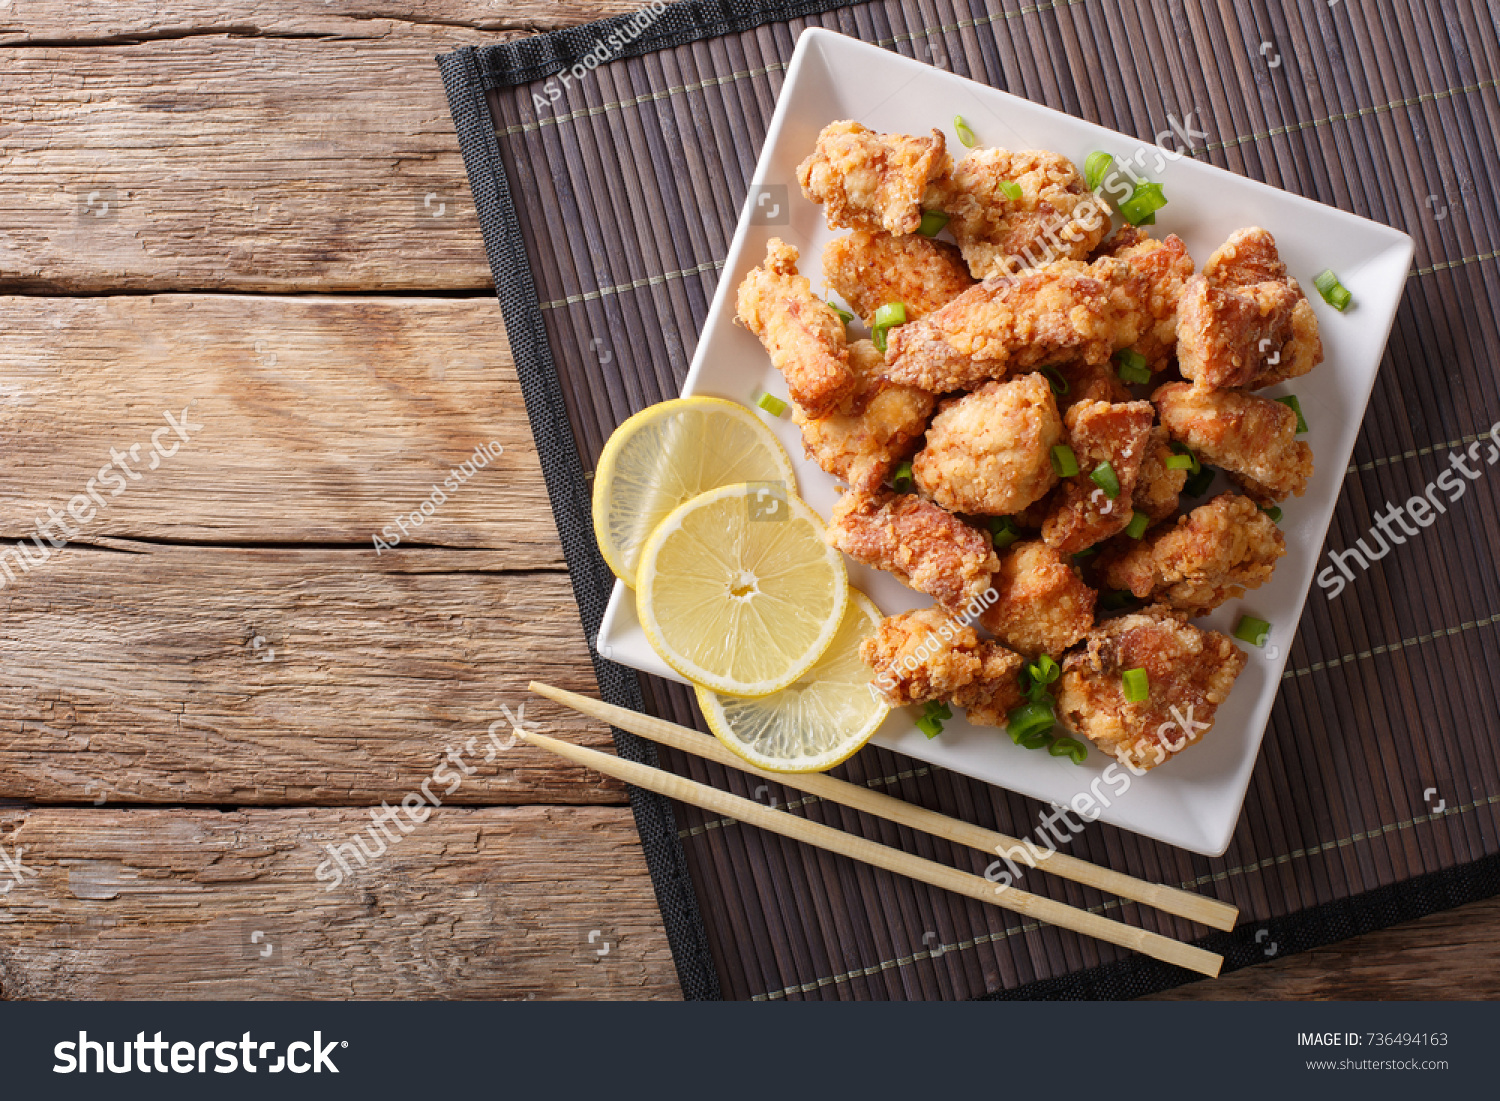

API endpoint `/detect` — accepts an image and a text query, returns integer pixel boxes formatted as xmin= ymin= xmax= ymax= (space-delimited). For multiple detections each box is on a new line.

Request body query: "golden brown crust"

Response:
xmin=735 ymin=239 xmax=855 ymax=416
xmin=1040 ymin=399 xmax=1156 ymax=554
xmin=1056 ymin=608 xmax=1247 ymax=771
xmin=826 ymin=489 xmax=998 ymax=617
xmin=1099 ymin=493 xmax=1286 ymax=614
xmin=1133 ymin=426 xmax=1189 ymax=523
xmin=979 ymin=540 xmax=1097 ymax=659
xmin=860 ymin=607 xmax=983 ymax=706
xmin=911 ymin=375 xmax=1062 ymax=515
xmin=1093 ymin=233 xmax=1197 ymax=369
xmin=935 ymin=148 xmax=1109 ymax=278
xmin=1154 ymin=382 xmax=1313 ymax=503
xmin=1053 ymin=359 xmax=1134 ymax=410
xmin=954 ymin=642 xmax=1028 ymax=727
xmin=796 ymin=121 xmax=952 ymax=235
xmin=822 ymin=230 xmax=974 ymax=326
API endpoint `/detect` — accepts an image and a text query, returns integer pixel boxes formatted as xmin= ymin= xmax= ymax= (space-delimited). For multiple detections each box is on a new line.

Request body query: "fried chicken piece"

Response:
xmin=794 ymin=339 xmax=933 ymax=492
xmin=953 ymin=642 xmax=1028 ymax=728
xmin=1092 ymin=233 xmax=1197 ymax=370
xmin=978 ymin=540 xmax=1096 ymax=659
xmin=1040 ymin=400 xmax=1155 ymax=554
xmin=1132 ymin=427 xmax=1188 ymax=523
xmin=1176 ymin=228 xmax=1323 ymax=389
xmin=1099 ymin=493 xmax=1286 ymax=614
xmin=861 ymin=607 xmax=983 ymax=706
xmin=823 ymin=231 xmax=974 ymax=326
xmin=936 ymin=148 xmax=1109 ymax=279
xmin=827 ymin=489 xmax=998 ymax=617
xmin=883 ymin=265 xmax=1116 ymax=392
xmin=912 ymin=374 xmax=1061 ymax=515
xmin=736 ymin=239 xmax=855 ymax=416
xmin=796 ymin=121 xmax=951 ymax=235
xmin=1154 ymin=382 xmax=1313 ymax=503
xmin=1056 ymin=608 xmax=1247 ymax=771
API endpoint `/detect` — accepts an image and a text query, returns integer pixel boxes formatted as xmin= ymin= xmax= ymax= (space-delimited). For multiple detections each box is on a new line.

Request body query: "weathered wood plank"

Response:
xmin=0 ymin=0 xmax=640 ymax=42
xmin=0 ymin=546 xmax=621 ymax=804
xmin=0 ymin=294 xmax=563 ymax=560
xmin=0 ymin=806 xmax=679 ymax=999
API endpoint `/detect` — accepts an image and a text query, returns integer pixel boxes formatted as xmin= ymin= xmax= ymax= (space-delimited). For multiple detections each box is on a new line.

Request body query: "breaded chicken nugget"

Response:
xmin=861 ymin=607 xmax=983 ymax=706
xmin=1100 ymin=493 xmax=1285 ymax=614
xmin=937 ymin=148 xmax=1109 ymax=278
xmin=736 ymin=239 xmax=855 ymax=416
xmin=826 ymin=489 xmax=998 ymax=617
xmin=796 ymin=121 xmax=951 ymax=235
xmin=884 ymin=265 xmax=1116 ymax=392
xmin=979 ymin=540 xmax=1097 ymax=658
xmin=1176 ymin=228 xmax=1322 ymax=389
xmin=1040 ymin=400 xmax=1155 ymax=553
xmin=1093 ymin=233 xmax=1197 ymax=370
xmin=1056 ymin=608 xmax=1247 ymax=771
xmin=912 ymin=375 xmax=1062 ymax=516
xmin=794 ymin=339 xmax=933 ymax=492
xmin=823 ymin=230 xmax=974 ymax=326
xmin=1154 ymin=382 xmax=1312 ymax=503
xmin=1132 ymin=427 xmax=1189 ymax=523
xmin=952 ymin=642 xmax=1028 ymax=728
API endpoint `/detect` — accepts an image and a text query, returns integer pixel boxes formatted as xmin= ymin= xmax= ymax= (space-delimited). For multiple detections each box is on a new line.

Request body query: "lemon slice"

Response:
xmin=592 ymin=396 xmax=797 ymax=586
xmin=636 ymin=482 xmax=847 ymax=696
xmin=696 ymin=589 xmax=890 ymax=773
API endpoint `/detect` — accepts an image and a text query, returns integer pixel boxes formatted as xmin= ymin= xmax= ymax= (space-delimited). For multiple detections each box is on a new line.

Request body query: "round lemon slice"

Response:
xmin=636 ymin=482 xmax=847 ymax=696
xmin=696 ymin=589 xmax=890 ymax=773
xmin=592 ymin=396 xmax=796 ymax=586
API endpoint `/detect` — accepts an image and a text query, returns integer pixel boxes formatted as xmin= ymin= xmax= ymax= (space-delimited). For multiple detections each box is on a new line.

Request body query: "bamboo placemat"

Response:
xmin=439 ymin=0 xmax=1500 ymax=999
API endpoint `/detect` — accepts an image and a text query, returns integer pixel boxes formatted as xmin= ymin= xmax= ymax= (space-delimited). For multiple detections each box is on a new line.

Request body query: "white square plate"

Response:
xmin=597 ymin=27 xmax=1413 ymax=856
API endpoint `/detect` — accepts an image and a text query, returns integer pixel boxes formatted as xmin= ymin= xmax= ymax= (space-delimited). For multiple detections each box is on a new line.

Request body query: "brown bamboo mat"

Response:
xmin=439 ymin=0 xmax=1500 ymax=999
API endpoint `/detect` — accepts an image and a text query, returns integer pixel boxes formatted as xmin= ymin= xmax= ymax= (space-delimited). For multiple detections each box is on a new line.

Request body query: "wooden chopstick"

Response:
xmin=529 ymin=681 xmax=1238 ymax=932
xmin=514 ymin=724 xmax=1223 ymax=978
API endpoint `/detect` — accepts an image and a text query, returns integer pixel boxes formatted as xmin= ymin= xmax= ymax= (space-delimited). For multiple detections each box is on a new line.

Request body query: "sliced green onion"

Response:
xmin=1164 ymin=453 xmax=1194 ymax=471
xmin=1124 ymin=511 xmax=1150 ymax=540
xmin=1090 ymin=461 xmax=1121 ymax=499
xmin=1084 ymin=151 xmax=1113 ymax=192
xmin=917 ymin=210 xmax=950 ymax=237
xmin=1169 ymin=442 xmax=1201 ymax=475
xmin=1100 ymin=588 xmax=1134 ymax=610
xmin=1118 ymin=180 xmax=1167 ymax=226
xmin=1234 ymin=615 xmax=1271 ymax=647
xmin=891 ymin=460 xmax=914 ymax=493
xmin=1313 ymin=269 xmax=1353 ymax=311
xmin=1038 ymin=364 xmax=1070 ymax=396
xmin=1183 ymin=464 xmax=1217 ymax=497
xmin=755 ymin=392 xmax=788 ymax=417
xmin=923 ymin=700 xmax=953 ymax=722
xmin=1050 ymin=444 xmax=1079 ymax=478
xmin=1027 ymin=655 xmax=1060 ymax=685
xmin=873 ymin=302 xmax=907 ymax=328
xmin=1050 ymin=736 xmax=1089 ymax=765
xmin=827 ymin=301 xmax=854 ymax=325
xmin=1122 ymin=667 xmax=1149 ymax=702
xmin=1072 ymin=546 xmax=1097 ymax=564
xmin=1006 ymin=700 xmax=1055 ymax=744
xmin=1018 ymin=728 xmax=1054 ymax=750
xmin=989 ymin=515 xmax=1022 ymax=551
xmin=872 ymin=326 xmax=889 ymax=353
xmin=916 ymin=714 xmax=944 ymax=739
xmin=1275 ymin=394 xmax=1308 ymax=434
xmin=997 ymin=179 xmax=1022 ymax=201
xmin=953 ymin=115 xmax=978 ymax=148
xmin=1261 ymin=504 xmax=1284 ymax=523
xmin=1025 ymin=681 xmax=1053 ymax=705
xmin=1114 ymin=348 xmax=1151 ymax=384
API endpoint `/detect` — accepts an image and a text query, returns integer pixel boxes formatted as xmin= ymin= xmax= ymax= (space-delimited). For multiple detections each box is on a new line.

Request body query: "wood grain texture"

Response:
xmin=0 ymin=806 xmax=679 ymax=999
xmin=0 ymin=294 xmax=563 ymax=559
xmin=0 ymin=545 xmax=622 ymax=804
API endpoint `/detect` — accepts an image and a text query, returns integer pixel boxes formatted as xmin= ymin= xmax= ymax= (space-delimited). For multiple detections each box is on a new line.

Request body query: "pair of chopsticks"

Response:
xmin=521 ymin=681 xmax=1235 ymax=978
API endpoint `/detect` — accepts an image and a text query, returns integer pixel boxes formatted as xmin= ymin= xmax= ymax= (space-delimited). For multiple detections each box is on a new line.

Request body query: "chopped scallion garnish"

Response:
xmin=1122 ymin=667 xmax=1149 ymax=702
xmin=924 ymin=700 xmax=953 ymax=722
xmin=827 ymin=301 xmax=854 ymax=325
xmin=1313 ymin=268 xmax=1353 ymax=311
xmin=1050 ymin=444 xmax=1080 ymax=478
xmin=997 ymin=179 xmax=1022 ymax=200
xmin=873 ymin=326 xmax=889 ymax=353
xmin=1168 ymin=442 xmax=1201 ymax=475
xmin=1006 ymin=700 xmax=1055 ymax=744
xmin=755 ymin=392 xmax=788 ymax=417
xmin=953 ymin=115 xmax=978 ymax=148
xmin=1275 ymin=394 xmax=1308 ymax=433
xmin=1027 ymin=655 xmax=1060 ymax=686
xmin=891 ymin=460 xmax=914 ymax=493
xmin=1090 ymin=461 xmax=1121 ymax=499
xmin=1261 ymin=504 xmax=1284 ymax=523
xmin=873 ymin=302 xmax=907 ymax=328
xmin=1050 ymin=737 xmax=1089 ymax=765
xmin=1182 ymin=464 xmax=1217 ymax=497
xmin=1072 ymin=546 xmax=1097 ymax=564
xmin=917 ymin=210 xmax=950 ymax=237
xmin=1038 ymin=364 xmax=1070 ymax=396
xmin=1114 ymin=348 xmax=1151 ymax=384
xmin=1123 ymin=511 xmax=1150 ymax=540
xmin=1018 ymin=728 xmax=1053 ymax=749
xmin=1084 ymin=151 xmax=1113 ymax=192
xmin=989 ymin=515 xmax=1022 ymax=550
xmin=1234 ymin=616 xmax=1271 ymax=647
xmin=1164 ymin=453 xmax=1194 ymax=471
xmin=1118 ymin=180 xmax=1167 ymax=226
xmin=916 ymin=714 xmax=943 ymax=739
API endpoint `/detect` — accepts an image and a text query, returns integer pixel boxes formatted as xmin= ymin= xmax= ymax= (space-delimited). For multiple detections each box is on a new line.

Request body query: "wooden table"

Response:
xmin=0 ymin=0 xmax=1494 ymax=1001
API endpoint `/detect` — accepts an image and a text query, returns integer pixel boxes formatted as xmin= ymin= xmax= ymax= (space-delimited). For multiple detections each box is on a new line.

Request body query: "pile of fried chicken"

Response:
xmin=735 ymin=121 xmax=1324 ymax=772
